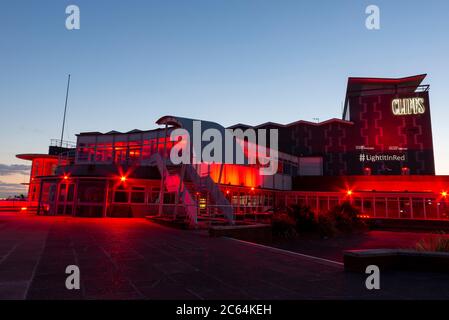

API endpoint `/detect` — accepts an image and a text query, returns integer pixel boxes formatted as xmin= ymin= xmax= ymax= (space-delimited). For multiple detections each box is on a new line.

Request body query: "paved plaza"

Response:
xmin=0 ymin=213 xmax=448 ymax=300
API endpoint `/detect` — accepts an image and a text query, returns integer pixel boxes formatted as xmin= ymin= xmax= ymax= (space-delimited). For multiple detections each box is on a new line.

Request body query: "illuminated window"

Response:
xmin=95 ymin=142 xmax=113 ymax=163
xmin=128 ymin=141 xmax=142 ymax=164
xmin=114 ymin=142 xmax=128 ymax=164
xmin=131 ymin=186 xmax=145 ymax=203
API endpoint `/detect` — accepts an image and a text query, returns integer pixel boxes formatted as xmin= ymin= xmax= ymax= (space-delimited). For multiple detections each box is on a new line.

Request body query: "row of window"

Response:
xmin=113 ymin=186 xmax=161 ymax=204
xmin=285 ymin=195 xmax=449 ymax=220
xmin=76 ymin=138 xmax=298 ymax=175
xmin=77 ymin=138 xmax=175 ymax=164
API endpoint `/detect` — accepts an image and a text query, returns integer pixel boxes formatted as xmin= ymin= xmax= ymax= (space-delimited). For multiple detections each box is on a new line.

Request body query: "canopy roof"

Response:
xmin=16 ymin=154 xmax=58 ymax=161
xmin=346 ymin=74 xmax=427 ymax=95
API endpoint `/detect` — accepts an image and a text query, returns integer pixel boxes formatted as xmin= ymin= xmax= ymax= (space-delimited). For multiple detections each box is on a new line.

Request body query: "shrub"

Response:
xmin=328 ymin=201 xmax=366 ymax=234
xmin=271 ymin=202 xmax=367 ymax=239
xmin=416 ymin=233 xmax=449 ymax=252
xmin=271 ymin=212 xmax=298 ymax=239
xmin=316 ymin=213 xmax=337 ymax=238
xmin=288 ymin=204 xmax=316 ymax=232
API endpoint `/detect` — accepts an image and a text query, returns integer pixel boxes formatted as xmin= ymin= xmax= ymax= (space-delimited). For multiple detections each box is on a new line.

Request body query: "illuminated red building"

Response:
xmin=16 ymin=75 xmax=449 ymax=225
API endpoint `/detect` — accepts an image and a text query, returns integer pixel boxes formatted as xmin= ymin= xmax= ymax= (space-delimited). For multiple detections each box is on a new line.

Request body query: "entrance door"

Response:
xmin=57 ymin=183 xmax=75 ymax=215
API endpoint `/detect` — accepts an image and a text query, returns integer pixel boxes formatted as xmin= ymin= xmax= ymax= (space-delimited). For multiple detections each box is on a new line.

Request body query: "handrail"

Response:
xmin=50 ymin=139 xmax=76 ymax=149
xmin=149 ymin=153 xmax=198 ymax=226
xmin=184 ymin=164 xmax=234 ymax=223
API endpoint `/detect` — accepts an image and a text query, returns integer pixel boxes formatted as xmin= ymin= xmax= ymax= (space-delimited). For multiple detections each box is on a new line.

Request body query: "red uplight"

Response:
xmin=120 ymin=176 xmax=127 ymax=182
xmin=442 ymin=191 xmax=448 ymax=198
xmin=226 ymin=190 xmax=230 ymax=195
xmin=346 ymin=190 xmax=353 ymax=196
xmin=251 ymin=187 xmax=255 ymax=191
xmin=63 ymin=175 xmax=69 ymax=180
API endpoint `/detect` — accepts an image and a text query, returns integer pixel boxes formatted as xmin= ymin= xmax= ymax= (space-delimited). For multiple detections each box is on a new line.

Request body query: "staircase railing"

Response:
xmin=184 ymin=164 xmax=234 ymax=224
xmin=148 ymin=154 xmax=198 ymax=226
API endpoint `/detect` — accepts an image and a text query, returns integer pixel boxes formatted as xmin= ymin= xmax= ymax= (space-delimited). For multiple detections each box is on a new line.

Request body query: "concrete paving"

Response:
xmin=0 ymin=213 xmax=448 ymax=300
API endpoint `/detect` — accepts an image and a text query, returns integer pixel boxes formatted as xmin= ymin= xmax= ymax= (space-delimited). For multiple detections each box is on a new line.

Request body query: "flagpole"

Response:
xmin=60 ymin=74 xmax=71 ymax=148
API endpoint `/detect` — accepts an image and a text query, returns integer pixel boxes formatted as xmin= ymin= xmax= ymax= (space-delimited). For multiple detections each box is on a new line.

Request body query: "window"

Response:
xmin=32 ymin=161 xmax=40 ymax=176
xmin=319 ymin=197 xmax=328 ymax=212
xmin=286 ymin=196 xmax=296 ymax=206
xmin=95 ymin=142 xmax=113 ymax=163
xmin=329 ymin=197 xmax=339 ymax=210
xmin=142 ymin=140 xmax=154 ymax=161
xmin=363 ymin=199 xmax=374 ymax=217
xmin=375 ymin=198 xmax=387 ymax=218
xmin=114 ymin=142 xmax=128 ymax=164
xmin=114 ymin=185 xmax=129 ymax=203
xmin=131 ymin=186 xmax=145 ymax=203
xmin=77 ymin=143 xmax=94 ymax=163
xmin=412 ymin=198 xmax=425 ymax=219
xmin=425 ymin=198 xmax=438 ymax=219
xmin=399 ymin=197 xmax=411 ymax=219
xmin=353 ymin=198 xmax=362 ymax=210
xmin=58 ymin=184 xmax=66 ymax=202
xmin=307 ymin=196 xmax=317 ymax=211
xmin=387 ymin=198 xmax=399 ymax=218
xmin=128 ymin=140 xmax=142 ymax=164
xmin=77 ymin=181 xmax=105 ymax=203
xmin=148 ymin=188 xmax=158 ymax=204
xmin=439 ymin=200 xmax=449 ymax=220
xmin=67 ymin=184 xmax=74 ymax=202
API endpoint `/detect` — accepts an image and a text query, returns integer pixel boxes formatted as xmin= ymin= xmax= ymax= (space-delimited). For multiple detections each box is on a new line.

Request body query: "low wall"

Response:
xmin=344 ymin=249 xmax=449 ymax=273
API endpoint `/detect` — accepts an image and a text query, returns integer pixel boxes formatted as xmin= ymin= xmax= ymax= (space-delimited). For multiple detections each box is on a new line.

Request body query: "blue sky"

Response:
xmin=1 ymin=0 xmax=449 ymax=196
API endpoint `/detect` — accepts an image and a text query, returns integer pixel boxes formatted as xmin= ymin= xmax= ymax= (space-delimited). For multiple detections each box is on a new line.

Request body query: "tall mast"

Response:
xmin=60 ymin=74 xmax=71 ymax=147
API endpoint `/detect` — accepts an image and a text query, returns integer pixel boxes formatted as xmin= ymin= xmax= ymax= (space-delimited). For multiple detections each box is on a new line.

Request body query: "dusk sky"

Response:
xmin=1 ymin=0 xmax=449 ymax=197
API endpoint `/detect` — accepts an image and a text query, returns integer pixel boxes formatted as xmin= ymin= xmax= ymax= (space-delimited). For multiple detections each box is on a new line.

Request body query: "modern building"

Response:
xmin=16 ymin=75 xmax=449 ymax=226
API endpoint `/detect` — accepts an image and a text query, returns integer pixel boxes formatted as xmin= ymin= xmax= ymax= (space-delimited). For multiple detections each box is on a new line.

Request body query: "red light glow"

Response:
xmin=120 ymin=176 xmax=127 ymax=182
xmin=21 ymin=207 xmax=27 ymax=211
xmin=63 ymin=175 xmax=69 ymax=180
xmin=346 ymin=190 xmax=353 ymax=196
xmin=442 ymin=191 xmax=448 ymax=198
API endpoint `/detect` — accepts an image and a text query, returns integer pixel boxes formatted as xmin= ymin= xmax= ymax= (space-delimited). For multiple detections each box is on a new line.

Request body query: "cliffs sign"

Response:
xmin=392 ymin=97 xmax=425 ymax=116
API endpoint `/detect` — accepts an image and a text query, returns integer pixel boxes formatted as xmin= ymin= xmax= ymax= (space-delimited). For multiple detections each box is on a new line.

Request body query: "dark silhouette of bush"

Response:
xmin=327 ymin=201 xmax=366 ymax=233
xmin=415 ymin=232 xmax=449 ymax=252
xmin=272 ymin=202 xmax=366 ymax=239
xmin=317 ymin=214 xmax=337 ymax=238
xmin=288 ymin=204 xmax=317 ymax=232
xmin=271 ymin=212 xmax=298 ymax=239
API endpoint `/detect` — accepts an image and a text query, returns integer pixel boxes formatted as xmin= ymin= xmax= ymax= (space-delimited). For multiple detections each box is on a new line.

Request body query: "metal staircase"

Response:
xmin=148 ymin=154 xmax=234 ymax=228
xmin=184 ymin=165 xmax=234 ymax=223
